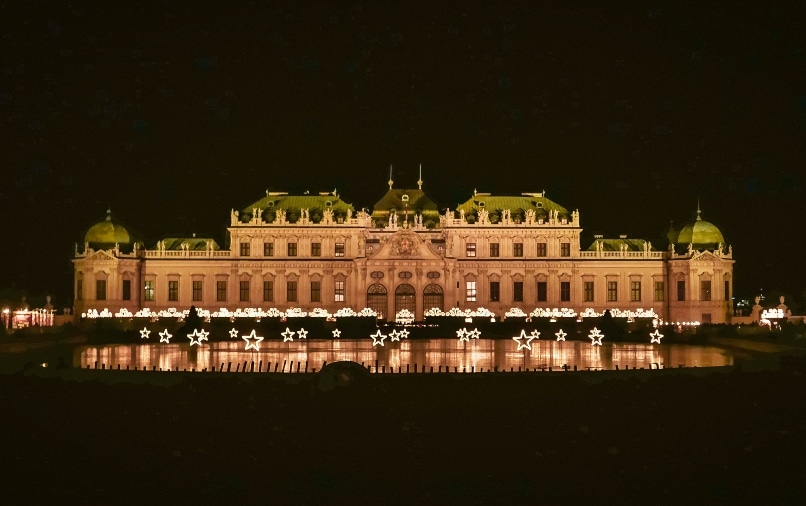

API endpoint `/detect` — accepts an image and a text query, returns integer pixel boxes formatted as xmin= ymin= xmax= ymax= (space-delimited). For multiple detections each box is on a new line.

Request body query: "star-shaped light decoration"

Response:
xmin=281 ymin=327 xmax=295 ymax=342
xmin=513 ymin=329 xmax=536 ymax=351
xmin=389 ymin=329 xmax=401 ymax=342
xmin=159 ymin=329 xmax=172 ymax=344
xmin=140 ymin=327 xmax=151 ymax=339
xmin=242 ymin=329 xmax=264 ymax=351
xmin=530 ymin=329 xmax=541 ymax=340
xmin=187 ymin=328 xmax=208 ymax=346
xmin=332 ymin=328 xmax=341 ymax=338
xmin=468 ymin=328 xmax=481 ymax=339
xmin=370 ymin=329 xmax=387 ymax=347
xmin=555 ymin=329 xmax=567 ymax=342
xmin=456 ymin=328 xmax=469 ymax=342
xmin=297 ymin=328 xmax=308 ymax=339
xmin=588 ymin=327 xmax=604 ymax=346
xmin=397 ymin=328 xmax=409 ymax=339
xmin=650 ymin=329 xmax=664 ymax=344
xmin=229 ymin=328 xmax=239 ymax=339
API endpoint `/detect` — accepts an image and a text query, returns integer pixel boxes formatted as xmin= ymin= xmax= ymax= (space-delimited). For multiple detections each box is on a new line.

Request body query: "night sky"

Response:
xmin=2 ymin=1 xmax=804 ymax=307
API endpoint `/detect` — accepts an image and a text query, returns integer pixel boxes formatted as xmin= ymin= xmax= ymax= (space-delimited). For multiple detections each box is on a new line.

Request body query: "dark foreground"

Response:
xmin=1 ymin=355 xmax=805 ymax=505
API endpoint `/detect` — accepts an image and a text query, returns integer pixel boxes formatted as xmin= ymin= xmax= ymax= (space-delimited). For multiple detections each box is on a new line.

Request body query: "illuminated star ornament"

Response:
xmin=468 ymin=328 xmax=481 ymax=339
xmin=370 ymin=329 xmax=387 ymax=347
xmin=513 ymin=329 xmax=536 ymax=351
xmin=456 ymin=328 xmax=469 ymax=342
xmin=650 ymin=329 xmax=664 ymax=344
xmin=389 ymin=329 xmax=401 ymax=342
xmin=397 ymin=328 xmax=409 ymax=339
xmin=332 ymin=328 xmax=341 ymax=338
xmin=187 ymin=328 xmax=209 ymax=346
xmin=530 ymin=329 xmax=541 ymax=340
xmin=297 ymin=328 xmax=308 ymax=339
xmin=588 ymin=327 xmax=604 ymax=346
xmin=229 ymin=328 xmax=239 ymax=339
xmin=281 ymin=328 xmax=295 ymax=342
xmin=555 ymin=329 xmax=567 ymax=342
xmin=159 ymin=329 xmax=172 ymax=343
xmin=140 ymin=327 xmax=151 ymax=339
xmin=242 ymin=330 xmax=264 ymax=351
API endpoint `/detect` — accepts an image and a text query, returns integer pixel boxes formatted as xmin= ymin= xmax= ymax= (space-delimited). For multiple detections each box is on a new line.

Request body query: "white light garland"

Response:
xmin=588 ymin=327 xmax=604 ymax=346
xmin=159 ymin=329 xmax=172 ymax=343
xmin=281 ymin=327 xmax=295 ymax=342
xmin=370 ymin=329 xmax=387 ymax=347
xmin=242 ymin=329 xmax=264 ymax=351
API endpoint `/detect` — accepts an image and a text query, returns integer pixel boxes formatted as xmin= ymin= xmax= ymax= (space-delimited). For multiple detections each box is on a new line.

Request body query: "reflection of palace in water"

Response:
xmin=73 ymin=173 xmax=734 ymax=324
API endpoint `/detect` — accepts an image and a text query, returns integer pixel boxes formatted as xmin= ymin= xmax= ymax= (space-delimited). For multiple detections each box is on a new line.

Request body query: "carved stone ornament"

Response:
xmin=393 ymin=232 xmax=418 ymax=257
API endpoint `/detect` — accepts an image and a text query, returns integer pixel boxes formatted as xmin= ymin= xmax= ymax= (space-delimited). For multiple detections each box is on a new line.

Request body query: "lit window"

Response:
xmin=144 ymin=280 xmax=155 ymax=301
xmin=334 ymin=281 xmax=345 ymax=302
xmin=466 ymin=243 xmax=476 ymax=257
xmin=335 ymin=243 xmax=345 ymax=257
xmin=466 ymin=281 xmax=477 ymax=302
xmin=655 ymin=281 xmax=664 ymax=301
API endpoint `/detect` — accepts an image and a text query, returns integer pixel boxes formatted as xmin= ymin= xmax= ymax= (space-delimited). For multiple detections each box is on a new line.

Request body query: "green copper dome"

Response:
xmin=84 ymin=210 xmax=133 ymax=247
xmin=675 ymin=210 xmax=725 ymax=250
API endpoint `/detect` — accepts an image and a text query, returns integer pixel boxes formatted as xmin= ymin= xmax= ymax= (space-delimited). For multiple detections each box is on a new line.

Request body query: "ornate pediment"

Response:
xmin=691 ymin=250 xmax=721 ymax=262
xmin=369 ymin=230 xmax=443 ymax=260
xmin=86 ymin=249 xmax=119 ymax=261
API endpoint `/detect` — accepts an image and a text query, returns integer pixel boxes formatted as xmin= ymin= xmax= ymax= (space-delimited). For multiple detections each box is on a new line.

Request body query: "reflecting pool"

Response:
xmin=74 ymin=338 xmax=733 ymax=372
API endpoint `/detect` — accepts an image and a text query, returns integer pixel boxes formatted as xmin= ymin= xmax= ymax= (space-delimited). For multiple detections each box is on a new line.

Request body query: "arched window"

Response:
xmin=395 ymin=283 xmax=416 ymax=316
xmin=366 ymin=284 xmax=388 ymax=319
xmin=422 ymin=283 xmax=444 ymax=312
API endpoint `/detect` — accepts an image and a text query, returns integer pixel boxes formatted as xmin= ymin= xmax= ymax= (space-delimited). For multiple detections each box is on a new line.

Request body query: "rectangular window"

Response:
xmin=560 ymin=243 xmax=571 ymax=257
xmin=466 ymin=281 xmax=477 ymax=302
xmin=216 ymin=280 xmax=227 ymax=302
xmin=287 ymin=281 xmax=297 ymax=302
xmin=192 ymin=280 xmax=203 ymax=301
xmin=144 ymin=280 xmax=155 ymax=301
xmin=513 ymin=281 xmax=523 ymax=302
xmin=490 ymin=281 xmax=500 ymax=302
xmin=263 ymin=281 xmax=274 ymax=302
xmin=122 ymin=280 xmax=131 ymax=301
xmin=677 ymin=280 xmax=686 ymax=301
xmin=311 ymin=281 xmax=321 ymax=302
xmin=583 ymin=281 xmax=594 ymax=302
xmin=239 ymin=280 xmax=250 ymax=302
xmin=168 ymin=280 xmax=179 ymax=302
xmin=287 ymin=243 xmax=297 ymax=256
xmin=701 ymin=280 xmax=712 ymax=301
xmin=466 ymin=243 xmax=476 ymax=257
xmin=239 ymin=242 xmax=250 ymax=256
xmin=536 ymin=243 xmax=547 ymax=257
xmin=334 ymin=281 xmax=345 ymax=302
xmin=334 ymin=243 xmax=345 ymax=257
xmin=96 ymin=280 xmax=107 ymax=301
xmin=560 ymin=281 xmax=571 ymax=302
xmin=655 ymin=281 xmax=665 ymax=302
xmin=311 ymin=242 xmax=321 ymax=257
xmin=724 ymin=280 xmax=730 ymax=301
xmin=264 ymin=242 xmax=274 ymax=257
xmin=607 ymin=281 xmax=618 ymax=302
xmin=537 ymin=281 xmax=547 ymax=302
xmin=489 ymin=243 xmax=499 ymax=257
xmin=631 ymin=281 xmax=641 ymax=302
xmin=513 ymin=243 xmax=523 ymax=257
xmin=76 ymin=279 xmax=83 ymax=301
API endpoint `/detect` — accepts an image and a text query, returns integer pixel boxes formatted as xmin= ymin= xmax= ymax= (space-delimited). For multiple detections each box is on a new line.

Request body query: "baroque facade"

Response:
xmin=73 ymin=181 xmax=735 ymax=324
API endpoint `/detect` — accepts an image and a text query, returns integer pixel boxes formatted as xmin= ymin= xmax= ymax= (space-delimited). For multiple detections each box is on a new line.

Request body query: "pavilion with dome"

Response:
xmin=72 ymin=180 xmax=735 ymax=324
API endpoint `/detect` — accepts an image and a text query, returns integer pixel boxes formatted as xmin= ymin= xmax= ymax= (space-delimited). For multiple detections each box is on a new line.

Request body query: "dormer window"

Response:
xmin=478 ymin=201 xmax=485 ymax=207
xmin=401 ymin=195 xmax=409 ymax=202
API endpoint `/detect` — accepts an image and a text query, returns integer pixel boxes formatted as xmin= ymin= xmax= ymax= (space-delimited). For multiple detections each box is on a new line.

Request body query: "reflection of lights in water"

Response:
xmin=74 ymin=339 xmax=733 ymax=372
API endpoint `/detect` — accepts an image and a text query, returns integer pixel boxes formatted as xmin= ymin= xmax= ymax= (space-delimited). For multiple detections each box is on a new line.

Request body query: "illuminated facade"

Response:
xmin=73 ymin=181 xmax=735 ymax=324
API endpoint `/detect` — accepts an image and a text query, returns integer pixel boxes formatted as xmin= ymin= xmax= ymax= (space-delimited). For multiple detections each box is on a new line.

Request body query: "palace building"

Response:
xmin=73 ymin=178 xmax=735 ymax=324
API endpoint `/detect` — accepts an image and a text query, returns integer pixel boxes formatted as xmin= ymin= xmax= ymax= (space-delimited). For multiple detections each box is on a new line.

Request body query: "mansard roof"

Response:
xmin=371 ymin=188 xmax=439 ymax=215
xmin=238 ymin=191 xmax=355 ymax=223
xmin=456 ymin=192 xmax=571 ymax=219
